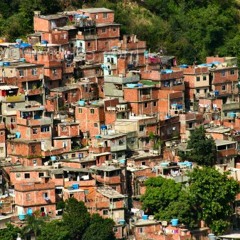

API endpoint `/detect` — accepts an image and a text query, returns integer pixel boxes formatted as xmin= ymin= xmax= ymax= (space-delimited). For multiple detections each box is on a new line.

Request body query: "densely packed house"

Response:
xmin=0 ymin=7 xmax=239 ymax=240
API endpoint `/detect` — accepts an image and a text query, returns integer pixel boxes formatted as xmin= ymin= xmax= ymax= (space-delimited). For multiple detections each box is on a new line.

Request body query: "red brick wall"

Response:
xmin=77 ymin=11 xmax=115 ymax=24
xmin=42 ymin=31 xmax=68 ymax=45
xmin=75 ymin=105 xmax=105 ymax=137
xmin=34 ymin=17 xmax=50 ymax=32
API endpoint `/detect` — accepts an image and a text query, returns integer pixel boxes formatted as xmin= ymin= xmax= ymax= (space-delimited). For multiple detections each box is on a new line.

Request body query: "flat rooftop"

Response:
xmin=80 ymin=8 xmax=114 ymax=13
xmin=215 ymin=139 xmax=236 ymax=146
xmin=97 ymin=186 xmax=125 ymax=199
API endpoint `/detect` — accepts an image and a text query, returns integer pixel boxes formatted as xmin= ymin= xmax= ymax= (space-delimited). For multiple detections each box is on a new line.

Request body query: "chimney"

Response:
xmin=34 ymin=11 xmax=41 ymax=16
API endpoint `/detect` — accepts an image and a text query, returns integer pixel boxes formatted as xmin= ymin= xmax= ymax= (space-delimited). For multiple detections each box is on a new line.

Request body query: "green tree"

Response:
xmin=156 ymin=190 xmax=198 ymax=228
xmin=141 ymin=176 xmax=182 ymax=214
xmin=0 ymin=223 xmax=22 ymax=240
xmin=38 ymin=220 xmax=69 ymax=240
xmin=188 ymin=167 xmax=240 ymax=234
xmin=180 ymin=126 xmax=216 ymax=166
xmin=62 ymin=198 xmax=90 ymax=240
xmin=22 ymin=211 xmax=46 ymax=240
xmin=82 ymin=213 xmax=116 ymax=240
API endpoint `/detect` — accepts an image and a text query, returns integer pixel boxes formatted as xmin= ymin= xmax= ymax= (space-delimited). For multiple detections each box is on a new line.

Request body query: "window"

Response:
xmin=0 ymin=131 xmax=4 ymax=135
xmin=103 ymin=12 xmax=108 ymax=18
xmin=87 ymin=42 xmax=91 ymax=47
xmin=144 ymin=103 xmax=148 ymax=108
xmin=203 ymin=75 xmax=207 ymax=81
xmin=230 ymin=69 xmax=235 ymax=75
xmin=139 ymin=125 xmax=144 ymax=132
xmin=43 ymin=192 xmax=48 ymax=198
xmin=11 ymin=117 xmax=16 ymax=123
xmin=113 ymin=227 xmax=118 ymax=233
xmin=39 ymin=172 xmax=44 ymax=178
xmin=41 ymin=126 xmax=49 ymax=132
xmin=63 ymin=141 xmax=68 ymax=148
xmin=102 ymin=28 xmax=106 ymax=33
xmin=103 ymin=209 xmax=108 ymax=215
xmin=90 ymin=109 xmax=94 ymax=114
xmin=33 ymin=128 xmax=38 ymax=134
xmin=222 ymin=85 xmax=226 ymax=91
xmin=153 ymin=101 xmax=157 ymax=107
xmin=204 ymin=89 xmax=207 ymax=93
xmin=25 ymin=173 xmax=30 ymax=179
xmin=19 ymin=69 xmax=24 ymax=77
xmin=26 ymin=193 xmax=31 ymax=201
xmin=31 ymin=145 xmax=36 ymax=153
xmin=31 ymin=68 xmax=37 ymax=75
xmin=113 ymin=28 xmax=116 ymax=32
xmin=94 ymin=123 xmax=98 ymax=127
xmin=221 ymin=71 xmax=225 ymax=76
xmin=196 ymin=76 xmax=200 ymax=81
xmin=196 ymin=89 xmax=200 ymax=93
xmin=52 ymin=69 xmax=57 ymax=75
xmin=16 ymin=173 xmax=21 ymax=178
xmin=79 ymin=108 xmax=82 ymax=113
xmin=61 ymin=126 xmax=67 ymax=132
xmin=139 ymin=227 xmax=143 ymax=233
xmin=142 ymin=161 xmax=146 ymax=165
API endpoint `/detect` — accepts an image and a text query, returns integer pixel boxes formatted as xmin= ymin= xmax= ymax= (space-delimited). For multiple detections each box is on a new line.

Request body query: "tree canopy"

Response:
xmin=141 ymin=168 xmax=240 ymax=235
xmin=1 ymin=198 xmax=116 ymax=240
xmin=180 ymin=126 xmax=216 ymax=166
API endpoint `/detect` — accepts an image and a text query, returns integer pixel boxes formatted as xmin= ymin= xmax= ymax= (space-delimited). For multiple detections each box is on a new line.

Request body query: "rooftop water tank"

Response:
xmin=3 ymin=62 xmax=10 ymax=66
xmin=50 ymin=156 xmax=57 ymax=161
xmin=78 ymin=100 xmax=85 ymax=106
xmin=72 ymin=183 xmax=79 ymax=190
xmin=171 ymin=219 xmax=179 ymax=226
xmin=19 ymin=214 xmax=26 ymax=221
xmin=142 ymin=215 xmax=148 ymax=220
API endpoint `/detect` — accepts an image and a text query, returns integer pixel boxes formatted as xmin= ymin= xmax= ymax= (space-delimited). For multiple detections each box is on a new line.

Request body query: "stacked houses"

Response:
xmin=0 ymin=7 xmax=239 ymax=240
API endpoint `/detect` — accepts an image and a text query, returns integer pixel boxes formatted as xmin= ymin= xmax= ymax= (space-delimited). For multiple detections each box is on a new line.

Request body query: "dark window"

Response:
xmin=196 ymin=76 xmax=200 ymax=81
xmin=90 ymin=109 xmax=94 ymax=114
xmin=39 ymin=173 xmax=44 ymax=177
xmin=103 ymin=209 xmax=108 ymax=215
xmin=25 ymin=173 xmax=30 ymax=179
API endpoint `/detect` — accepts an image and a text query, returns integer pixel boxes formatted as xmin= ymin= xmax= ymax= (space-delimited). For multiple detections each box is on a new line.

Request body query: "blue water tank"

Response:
xmin=15 ymin=132 xmax=21 ymax=138
xmin=41 ymin=40 xmax=48 ymax=45
xmin=27 ymin=208 xmax=33 ymax=216
xmin=137 ymin=83 xmax=143 ymax=87
xmin=118 ymin=219 xmax=126 ymax=225
xmin=16 ymin=39 xmax=22 ymax=44
xmin=50 ymin=156 xmax=57 ymax=161
xmin=0 ymin=62 xmax=3 ymax=67
xmin=72 ymin=183 xmax=79 ymax=190
xmin=20 ymin=58 xmax=26 ymax=62
xmin=171 ymin=219 xmax=179 ymax=226
xmin=119 ymin=159 xmax=126 ymax=165
xmin=160 ymin=162 xmax=169 ymax=167
xmin=142 ymin=215 xmax=148 ymax=220
xmin=208 ymin=233 xmax=216 ymax=240
xmin=78 ymin=100 xmax=85 ymax=106
xmin=3 ymin=62 xmax=10 ymax=66
xmin=19 ymin=214 xmax=26 ymax=220
xmin=214 ymin=90 xmax=219 ymax=96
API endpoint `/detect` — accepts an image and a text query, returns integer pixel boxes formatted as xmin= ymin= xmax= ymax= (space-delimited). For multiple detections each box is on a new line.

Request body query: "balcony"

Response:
xmin=94 ymin=175 xmax=121 ymax=184
xmin=0 ymin=94 xmax=25 ymax=103
xmin=111 ymin=144 xmax=127 ymax=152
xmin=217 ymin=148 xmax=237 ymax=158
xmin=104 ymin=75 xmax=140 ymax=84
xmin=26 ymin=88 xmax=43 ymax=96
xmin=17 ymin=117 xmax=52 ymax=126
xmin=222 ymin=102 xmax=240 ymax=111
xmin=42 ymin=147 xmax=65 ymax=157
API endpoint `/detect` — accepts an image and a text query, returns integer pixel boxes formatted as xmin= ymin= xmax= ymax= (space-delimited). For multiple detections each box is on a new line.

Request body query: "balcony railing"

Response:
xmin=0 ymin=94 xmax=25 ymax=103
